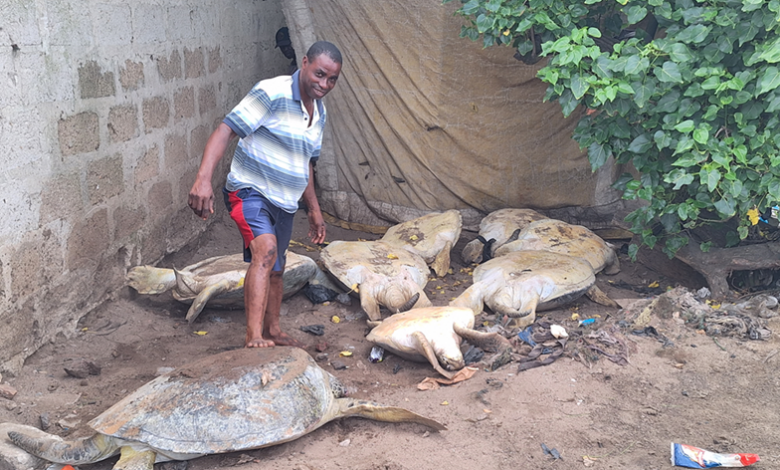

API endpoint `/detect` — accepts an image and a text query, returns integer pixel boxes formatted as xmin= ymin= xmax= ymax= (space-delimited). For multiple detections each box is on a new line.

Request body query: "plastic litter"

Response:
xmin=541 ymin=443 xmax=562 ymax=460
xmin=463 ymin=345 xmax=484 ymax=364
xmin=671 ymin=443 xmax=759 ymax=468
xmin=369 ymin=346 xmax=384 ymax=363
xmin=579 ymin=318 xmax=596 ymax=327
xmin=517 ymin=327 xmax=537 ymax=346
xmin=303 ymin=284 xmax=339 ymax=304
xmin=299 ymin=324 xmax=325 ymax=336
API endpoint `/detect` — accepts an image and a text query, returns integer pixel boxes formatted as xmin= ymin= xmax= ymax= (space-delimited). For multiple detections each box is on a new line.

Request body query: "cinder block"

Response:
xmin=207 ymin=46 xmax=222 ymax=74
xmin=47 ymin=2 xmax=92 ymax=47
xmin=166 ymin=5 xmax=195 ymax=42
xmin=184 ymin=47 xmax=204 ymax=79
xmin=108 ymin=104 xmax=138 ymax=142
xmin=142 ymin=96 xmax=169 ymax=132
xmin=156 ymin=49 xmax=181 ymax=82
xmin=58 ymin=112 xmax=99 ymax=156
xmin=133 ymin=4 xmax=166 ymax=44
xmin=119 ymin=59 xmax=144 ymax=91
xmin=190 ymin=124 xmax=210 ymax=157
xmin=135 ymin=144 xmax=160 ymax=185
xmin=164 ymin=133 xmax=188 ymax=171
xmin=174 ymin=86 xmax=195 ymax=122
xmin=78 ymin=60 xmax=115 ymax=99
xmin=177 ymin=167 xmax=198 ymax=206
xmin=148 ymin=180 xmax=173 ymax=213
xmin=141 ymin=221 xmax=167 ymax=262
xmin=93 ymin=3 xmax=131 ymax=46
xmin=67 ymin=208 xmax=109 ymax=269
xmin=39 ymin=173 xmax=82 ymax=225
xmin=9 ymin=241 xmax=42 ymax=301
xmin=113 ymin=205 xmax=146 ymax=241
xmin=87 ymin=155 xmax=124 ymax=205
xmin=198 ymin=85 xmax=216 ymax=115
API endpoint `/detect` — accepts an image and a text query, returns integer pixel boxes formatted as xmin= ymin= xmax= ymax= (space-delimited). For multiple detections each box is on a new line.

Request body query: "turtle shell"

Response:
xmin=493 ymin=219 xmax=617 ymax=274
xmin=381 ymin=210 xmax=462 ymax=263
xmin=461 ymin=208 xmax=548 ymax=263
xmin=473 ymin=250 xmax=596 ymax=315
xmin=320 ymin=240 xmax=430 ymax=290
xmin=88 ymin=347 xmax=341 ymax=455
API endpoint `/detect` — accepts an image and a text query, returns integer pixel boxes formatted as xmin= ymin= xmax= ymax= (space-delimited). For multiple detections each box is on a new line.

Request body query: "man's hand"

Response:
xmin=188 ymin=177 xmax=215 ymax=220
xmin=307 ymin=208 xmax=326 ymax=244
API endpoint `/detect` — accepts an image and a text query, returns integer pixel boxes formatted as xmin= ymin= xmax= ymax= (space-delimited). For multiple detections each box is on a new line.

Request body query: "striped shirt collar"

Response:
xmin=291 ymin=70 xmax=302 ymax=102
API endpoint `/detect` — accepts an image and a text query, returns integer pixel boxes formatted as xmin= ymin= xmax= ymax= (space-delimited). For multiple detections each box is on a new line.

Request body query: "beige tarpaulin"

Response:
xmin=282 ymin=0 xmax=622 ymax=229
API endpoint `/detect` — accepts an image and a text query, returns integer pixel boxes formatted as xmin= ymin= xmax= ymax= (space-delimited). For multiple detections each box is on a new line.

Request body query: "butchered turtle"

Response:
xmin=380 ymin=210 xmax=463 ymax=278
xmin=494 ymin=219 xmax=620 ymax=275
xmin=5 ymin=347 xmax=445 ymax=470
xmin=452 ymin=250 xmax=601 ymax=328
xmin=366 ymin=306 xmax=511 ymax=378
xmin=320 ymin=240 xmax=432 ymax=321
xmin=461 ymin=208 xmax=548 ymax=264
xmin=127 ymin=252 xmax=329 ymax=324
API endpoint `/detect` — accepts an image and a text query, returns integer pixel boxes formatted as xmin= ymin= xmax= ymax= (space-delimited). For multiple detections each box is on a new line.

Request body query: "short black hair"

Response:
xmin=306 ymin=41 xmax=342 ymax=65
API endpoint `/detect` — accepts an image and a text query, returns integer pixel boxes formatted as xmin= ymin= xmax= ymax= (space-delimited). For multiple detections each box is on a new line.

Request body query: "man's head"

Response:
xmin=298 ymin=41 xmax=343 ymax=102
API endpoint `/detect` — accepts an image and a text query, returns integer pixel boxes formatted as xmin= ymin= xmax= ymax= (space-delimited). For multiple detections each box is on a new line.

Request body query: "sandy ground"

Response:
xmin=2 ymin=210 xmax=780 ymax=470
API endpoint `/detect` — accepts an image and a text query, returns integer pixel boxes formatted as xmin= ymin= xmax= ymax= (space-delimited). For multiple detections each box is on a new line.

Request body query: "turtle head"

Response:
xmin=439 ymin=351 xmax=465 ymax=371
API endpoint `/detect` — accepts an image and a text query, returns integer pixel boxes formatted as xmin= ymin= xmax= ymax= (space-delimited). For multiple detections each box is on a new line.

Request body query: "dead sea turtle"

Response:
xmin=494 ymin=219 xmax=620 ymax=275
xmin=461 ymin=208 xmax=548 ymax=264
xmin=380 ymin=210 xmax=463 ymax=277
xmin=366 ymin=306 xmax=511 ymax=378
xmin=320 ymin=240 xmax=432 ymax=321
xmin=5 ymin=347 xmax=445 ymax=470
xmin=127 ymin=252 xmax=324 ymax=323
xmin=452 ymin=250 xmax=599 ymax=328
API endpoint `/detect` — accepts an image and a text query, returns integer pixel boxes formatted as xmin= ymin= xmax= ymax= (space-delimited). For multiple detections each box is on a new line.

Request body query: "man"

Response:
xmin=188 ymin=41 xmax=342 ymax=348
xmin=275 ymin=27 xmax=298 ymax=74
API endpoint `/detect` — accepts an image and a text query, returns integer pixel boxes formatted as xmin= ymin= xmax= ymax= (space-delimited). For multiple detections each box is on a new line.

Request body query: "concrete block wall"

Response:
xmin=0 ymin=0 xmax=290 ymax=373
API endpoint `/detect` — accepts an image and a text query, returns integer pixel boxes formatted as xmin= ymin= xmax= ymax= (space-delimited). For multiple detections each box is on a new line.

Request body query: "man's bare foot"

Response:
xmin=266 ymin=331 xmax=304 ymax=348
xmin=246 ymin=337 xmax=276 ymax=348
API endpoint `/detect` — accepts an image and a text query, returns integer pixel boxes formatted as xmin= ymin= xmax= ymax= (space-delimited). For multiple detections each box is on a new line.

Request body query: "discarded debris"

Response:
xmin=368 ymin=346 xmax=384 ymax=363
xmin=299 ymin=324 xmax=325 ymax=336
xmin=64 ymin=359 xmax=102 ymax=379
xmin=0 ymin=384 xmax=17 ymax=400
xmin=541 ymin=442 xmax=562 ymax=460
xmin=670 ymin=443 xmax=759 ymax=468
xmin=303 ymin=284 xmax=339 ymax=304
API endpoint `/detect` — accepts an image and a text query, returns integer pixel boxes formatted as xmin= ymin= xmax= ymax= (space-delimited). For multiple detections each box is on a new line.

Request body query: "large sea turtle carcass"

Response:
xmin=127 ymin=252 xmax=327 ymax=324
xmin=320 ymin=240 xmax=432 ymax=321
xmin=380 ymin=210 xmax=463 ymax=277
xmin=452 ymin=250 xmax=601 ymax=328
xmin=461 ymin=208 xmax=549 ymax=264
xmin=366 ymin=306 xmax=512 ymax=378
xmin=5 ymin=348 xmax=445 ymax=470
xmin=494 ymin=218 xmax=621 ymax=275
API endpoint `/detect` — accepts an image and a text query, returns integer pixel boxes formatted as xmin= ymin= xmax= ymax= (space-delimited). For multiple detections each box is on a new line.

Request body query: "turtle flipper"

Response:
xmin=185 ymin=279 xmax=233 ymax=323
xmin=453 ymin=324 xmax=512 ymax=353
xmin=7 ymin=431 xmax=120 ymax=465
xmin=126 ymin=266 xmax=176 ymax=295
xmin=411 ymin=331 xmax=455 ymax=379
xmin=335 ymin=399 xmax=447 ymax=431
xmin=585 ymin=285 xmax=619 ymax=308
xmin=512 ymin=294 xmax=540 ymax=329
xmin=360 ymin=288 xmax=383 ymax=322
xmin=430 ymin=241 xmax=453 ymax=278
xmin=113 ymin=446 xmax=155 ymax=470
xmin=603 ymin=250 xmax=621 ymax=275
xmin=449 ymin=283 xmax=486 ymax=316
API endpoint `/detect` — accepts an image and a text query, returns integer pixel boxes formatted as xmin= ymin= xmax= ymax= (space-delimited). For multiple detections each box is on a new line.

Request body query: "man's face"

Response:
xmin=298 ymin=54 xmax=341 ymax=101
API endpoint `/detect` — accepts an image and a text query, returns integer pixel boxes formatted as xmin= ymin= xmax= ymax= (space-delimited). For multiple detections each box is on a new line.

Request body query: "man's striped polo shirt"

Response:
xmin=223 ymin=70 xmax=326 ymax=213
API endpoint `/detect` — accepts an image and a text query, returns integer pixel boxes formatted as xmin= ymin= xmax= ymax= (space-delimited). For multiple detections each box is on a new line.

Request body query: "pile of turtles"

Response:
xmin=0 ymin=208 xmax=622 ymax=470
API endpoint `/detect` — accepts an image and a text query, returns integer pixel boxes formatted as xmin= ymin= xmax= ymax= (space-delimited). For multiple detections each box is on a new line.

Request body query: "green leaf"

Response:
xmin=676 ymin=24 xmax=710 ymax=44
xmin=629 ymin=134 xmax=653 ymax=153
xmin=588 ymin=142 xmax=610 ymax=170
xmin=758 ymin=67 xmax=780 ymax=95
xmin=701 ymin=167 xmax=722 ymax=192
xmin=693 ymin=128 xmax=709 ymax=144
xmin=669 ymin=43 xmax=694 ymax=63
xmin=665 ymin=169 xmax=695 ymax=190
xmin=713 ymin=196 xmax=736 ymax=217
xmin=587 ymin=27 xmax=602 ymax=38
xmin=626 ymin=6 xmax=648 ymax=24
xmin=570 ymin=73 xmax=590 ymax=99
xmin=674 ymin=120 xmax=695 ymax=133
xmin=654 ymin=61 xmax=684 ymax=83
xmin=593 ymin=56 xmax=613 ymax=79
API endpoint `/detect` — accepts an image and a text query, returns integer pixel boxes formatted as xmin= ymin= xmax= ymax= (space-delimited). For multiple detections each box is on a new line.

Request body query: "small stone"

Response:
xmin=47 ymin=384 xmax=59 ymax=392
xmin=64 ymin=359 xmax=101 ymax=379
xmin=316 ymin=341 xmax=328 ymax=353
xmin=315 ymin=353 xmax=328 ymax=362
xmin=331 ymin=359 xmax=348 ymax=370
xmin=339 ymin=439 xmax=350 ymax=447
xmin=39 ymin=413 xmax=50 ymax=431
xmin=0 ymin=383 xmax=18 ymax=400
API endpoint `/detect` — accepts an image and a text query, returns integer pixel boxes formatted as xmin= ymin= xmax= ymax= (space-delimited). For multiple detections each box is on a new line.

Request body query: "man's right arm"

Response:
xmin=188 ymin=122 xmax=237 ymax=220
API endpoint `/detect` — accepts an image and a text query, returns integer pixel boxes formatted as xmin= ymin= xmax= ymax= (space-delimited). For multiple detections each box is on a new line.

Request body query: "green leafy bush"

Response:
xmin=445 ymin=0 xmax=780 ymax=258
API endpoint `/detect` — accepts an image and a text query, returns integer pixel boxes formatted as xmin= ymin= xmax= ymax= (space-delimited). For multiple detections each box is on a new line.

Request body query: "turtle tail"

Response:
xmin=7 ymin=431 xmax=120 ymax=465
xmin=336 ymin=399 xmax=447 ymax=431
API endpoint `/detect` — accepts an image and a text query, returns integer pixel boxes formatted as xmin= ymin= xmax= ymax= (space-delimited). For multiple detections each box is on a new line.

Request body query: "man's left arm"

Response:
xmin=302 ymin=161 xmax=326 ymax=244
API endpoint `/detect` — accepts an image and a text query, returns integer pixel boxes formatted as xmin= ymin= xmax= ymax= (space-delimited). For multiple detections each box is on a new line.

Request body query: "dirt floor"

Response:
xmin=2 ymin=210 xmax=780 ymax=470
